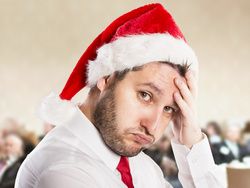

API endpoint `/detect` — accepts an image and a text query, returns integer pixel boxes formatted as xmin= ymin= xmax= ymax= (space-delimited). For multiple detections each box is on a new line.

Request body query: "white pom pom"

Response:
xmin=38 ymin=92 xmax=77 ymax=126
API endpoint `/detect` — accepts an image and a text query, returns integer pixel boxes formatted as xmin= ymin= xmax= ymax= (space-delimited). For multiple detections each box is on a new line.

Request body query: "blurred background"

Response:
xmin=1 ymin=1 xmax=250 ymax=187
xmin=1 ymin=0 xmax=250 ymax=133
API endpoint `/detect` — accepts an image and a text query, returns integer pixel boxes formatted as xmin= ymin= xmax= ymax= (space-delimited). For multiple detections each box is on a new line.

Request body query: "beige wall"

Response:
xmin=1 ymin=0 xmax=250 ymax=133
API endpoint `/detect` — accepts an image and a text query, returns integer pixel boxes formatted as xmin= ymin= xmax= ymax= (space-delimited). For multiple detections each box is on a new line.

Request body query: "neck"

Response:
xmin=79 ymin=92 xmax=98 ymax=124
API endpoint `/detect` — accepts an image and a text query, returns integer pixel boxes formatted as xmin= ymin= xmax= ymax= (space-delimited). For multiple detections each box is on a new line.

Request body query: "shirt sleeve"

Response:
xmin=171 ymin=134 xmax=227 ymax=188
xmin=35 ymin=167 xmax=99 ymax=188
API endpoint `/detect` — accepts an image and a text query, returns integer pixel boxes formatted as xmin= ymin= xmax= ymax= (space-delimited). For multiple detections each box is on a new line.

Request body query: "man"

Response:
xmin=0 ymin=133 xmax=24 ymax=188
xmin=0 ymin=130 xmax=6 ymax=171
xmin=213 ymin=124 xmax=248 ymax=164
xmin=15 ymin=3 xmax=226 ymax=188
xmin=206 ymin=121 xmax=222 ymax=145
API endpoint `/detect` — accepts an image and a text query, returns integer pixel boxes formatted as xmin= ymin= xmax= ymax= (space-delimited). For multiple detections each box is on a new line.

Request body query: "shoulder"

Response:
xmin=36 ymin=158 xmax=105 ymax=188
xmin=18 ymin=139 xmax=101 ymax=187
xmin=17 ymin=153 xmax=107 ymax=188
xmin=35 ymin=162 xmax=101 ymax=188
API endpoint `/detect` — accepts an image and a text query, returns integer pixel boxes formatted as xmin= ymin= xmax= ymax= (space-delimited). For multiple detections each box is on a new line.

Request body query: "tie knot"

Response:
xmin=117 ymin=156 xmax=130 ymax=173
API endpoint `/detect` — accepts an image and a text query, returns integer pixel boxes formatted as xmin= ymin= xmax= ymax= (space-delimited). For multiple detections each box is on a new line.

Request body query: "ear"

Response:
xmin=96 ymin=75 xmax=111 ymax=92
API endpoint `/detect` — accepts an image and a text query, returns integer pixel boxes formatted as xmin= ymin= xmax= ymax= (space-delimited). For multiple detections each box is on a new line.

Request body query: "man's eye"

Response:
xmin=139 ymin=91 xmax=152 ymax=102
xmin=163 ymin=106 xmax=174 ymax=114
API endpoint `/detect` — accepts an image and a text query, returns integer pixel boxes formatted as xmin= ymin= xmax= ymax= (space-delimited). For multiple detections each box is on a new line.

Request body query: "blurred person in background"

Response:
xmin=205 ymin=121 xmax=223 ymax=161
xmin=212 ymin=124 xmax=248 ymax=164
xmin=19 ymin=131 xmax=38 ymax=161
xmin=1 ymin=117 xmax=38 ymax=160
xmin=146 ymin=134 xmax=182 ymax=188
xmin=144 ymin=135 xmax=171 ymax=167
xmin=242 ymin=121 xmax=250 ymax=157
xmin=0 ymin=118 xmax=22 ymax=179
xmin=206 ymin=121 xmax=222 ymax=145
xmin=0 ymin=117 xmax=38 ymax=187
xmin=0 ymin=133 xmax=24 ymax=188
xmin=1 ymin=118 xmax=24 ymax=137
xmin=0 ymin=130 xmax=7 ymax=172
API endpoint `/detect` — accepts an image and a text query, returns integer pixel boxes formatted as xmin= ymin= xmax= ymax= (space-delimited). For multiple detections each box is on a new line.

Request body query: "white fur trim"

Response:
xmin=87 ymin=33 xmax=198 ymax=86
xmin=38 ymin=92 xmax=77 ymax=126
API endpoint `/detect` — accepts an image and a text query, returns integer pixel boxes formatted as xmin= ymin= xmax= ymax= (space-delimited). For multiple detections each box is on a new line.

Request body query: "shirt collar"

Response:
xmin=225 ymin=139 xmax=237 ymax=147
xmin=62 ymin=105 xmax=120 ymax=171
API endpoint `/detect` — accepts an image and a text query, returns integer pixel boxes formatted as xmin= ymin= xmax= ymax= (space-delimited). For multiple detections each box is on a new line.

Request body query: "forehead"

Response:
xmin=6 ymin=135 xmax=22 ymax=144
xmin=227 ymin=126 xmax=241 ymax=132
xmin=125 ymin=62 xmax=185 ymax=90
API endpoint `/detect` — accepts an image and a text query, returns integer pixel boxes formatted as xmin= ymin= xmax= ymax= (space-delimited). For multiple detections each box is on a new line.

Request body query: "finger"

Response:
xmin=172 ymin=117 xmax=181 ymax=130
xmin=185 ymin=70 xmax=198 ymax=98
xmin=175 ymin=78 xmax=194 ymax=109
xmin=171 ymin=122 xmax=180 ymax=140
xmin=173 ymin=92 xmax=191 ymax=118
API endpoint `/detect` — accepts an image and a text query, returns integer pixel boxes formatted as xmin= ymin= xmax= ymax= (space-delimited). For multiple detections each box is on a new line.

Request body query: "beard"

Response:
xmin=92 ymin=85 xmax=143 ymax=157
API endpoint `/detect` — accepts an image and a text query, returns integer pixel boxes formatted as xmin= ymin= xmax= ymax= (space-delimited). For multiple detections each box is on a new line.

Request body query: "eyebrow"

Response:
xmin=137 ymin=82 xmax=179 ymax=112
xmin=137 ymin=82 xmax=163 ymax=95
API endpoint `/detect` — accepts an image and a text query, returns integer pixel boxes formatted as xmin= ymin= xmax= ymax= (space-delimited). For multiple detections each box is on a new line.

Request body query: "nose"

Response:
xmin=140 ymin=107 xmax=162 ymax=135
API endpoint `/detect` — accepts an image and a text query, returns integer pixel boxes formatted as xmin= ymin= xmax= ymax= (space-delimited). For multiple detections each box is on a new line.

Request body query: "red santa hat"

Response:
xmin=39 ymin=3 xmax=198 ymax=125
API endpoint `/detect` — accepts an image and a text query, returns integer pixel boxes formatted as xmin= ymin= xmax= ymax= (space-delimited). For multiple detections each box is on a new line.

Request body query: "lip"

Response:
xmin=132 ymin=133 xmax=154 ymax=145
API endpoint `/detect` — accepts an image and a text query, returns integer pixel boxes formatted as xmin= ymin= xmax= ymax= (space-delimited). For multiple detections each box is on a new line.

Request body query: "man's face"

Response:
xmin=4 ymin=134 xmax=23 ymax=157
xmin=225 ymin=126 xmax=241 ymax=142
xmin=93 ymin=62 xmax=185 ymax=157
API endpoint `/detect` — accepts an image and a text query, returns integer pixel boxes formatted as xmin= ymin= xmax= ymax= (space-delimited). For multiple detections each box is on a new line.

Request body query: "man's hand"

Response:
xmin=172 ymin=70 xmax=203 ymax=148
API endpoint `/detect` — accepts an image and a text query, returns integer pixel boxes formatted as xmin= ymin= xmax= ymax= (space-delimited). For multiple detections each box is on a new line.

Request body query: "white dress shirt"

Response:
xmin=15 ymin=106 xmax=226 ymax=188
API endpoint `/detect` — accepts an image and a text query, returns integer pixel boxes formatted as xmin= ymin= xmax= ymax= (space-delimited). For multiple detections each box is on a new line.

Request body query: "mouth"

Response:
xmin=132 ymin=133 xmax=154 ymax=145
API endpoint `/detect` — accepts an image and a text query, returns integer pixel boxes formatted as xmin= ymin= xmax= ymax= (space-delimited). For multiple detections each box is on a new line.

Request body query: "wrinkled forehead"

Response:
xmin=130 ymin=62 xmax=186 ymax=84
xmin=122 ymin=62 xmax=186 ymax=99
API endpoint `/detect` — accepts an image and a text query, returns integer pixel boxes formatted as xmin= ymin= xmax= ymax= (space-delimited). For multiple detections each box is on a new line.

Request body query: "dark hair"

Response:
xmin=206 ymin=121 xmax=222 ymax=135
xmin=90 ymin=61 xmax=190 ymax=93
xmin=243 ymin=121 xmax=250 ymax=133
xmin=113 ymin=61 xmax=189 ymax=81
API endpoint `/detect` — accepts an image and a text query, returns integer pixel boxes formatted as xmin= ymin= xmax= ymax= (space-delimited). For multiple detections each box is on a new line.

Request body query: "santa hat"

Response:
xmin=39 ymin=3 xmax=198 ymax=125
